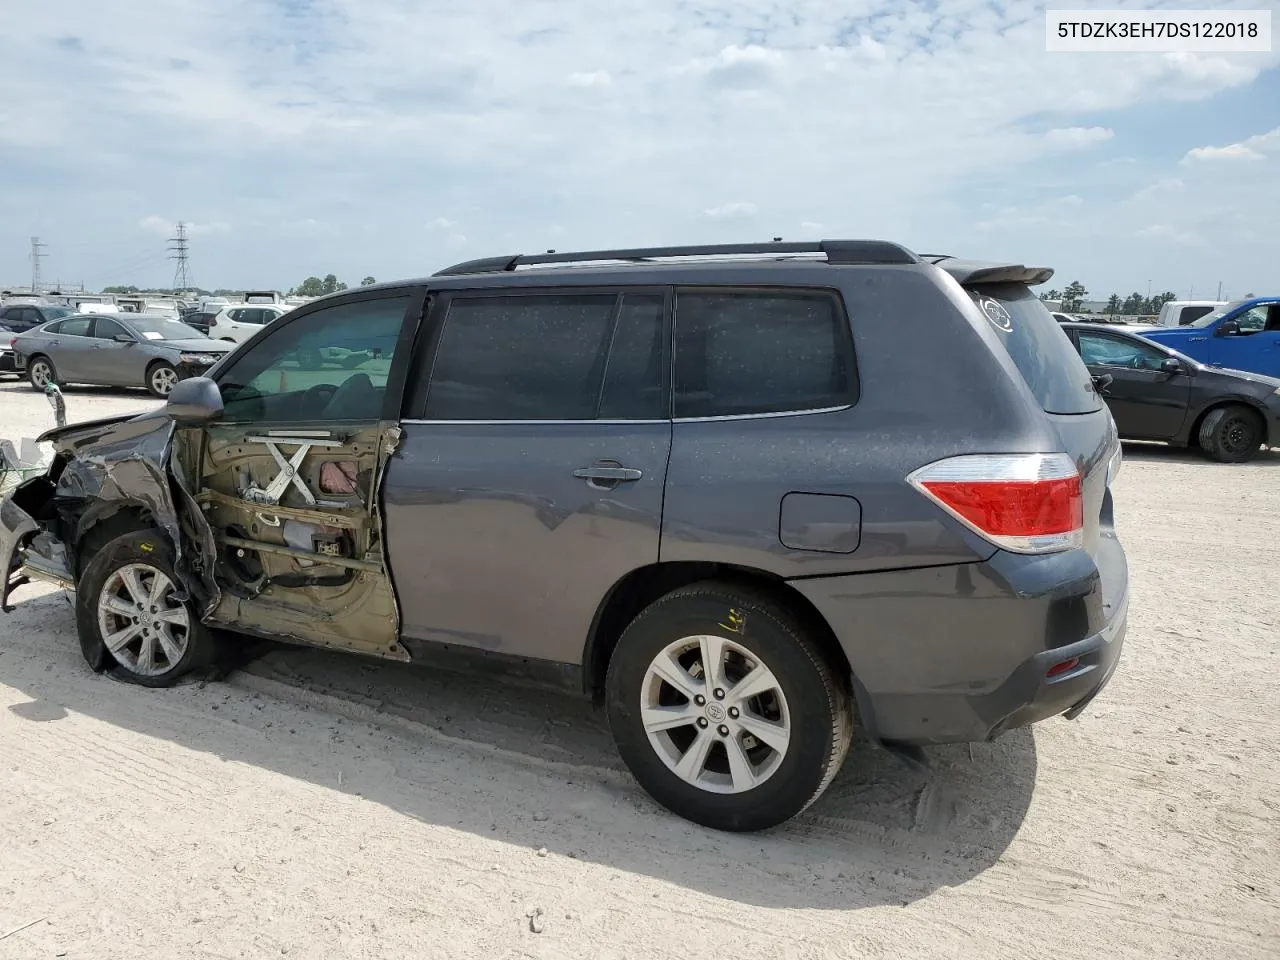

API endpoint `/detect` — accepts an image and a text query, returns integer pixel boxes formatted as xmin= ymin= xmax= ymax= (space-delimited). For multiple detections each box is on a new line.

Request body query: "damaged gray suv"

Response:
xmin=0 ymin=241 xmax=1129 ymax=831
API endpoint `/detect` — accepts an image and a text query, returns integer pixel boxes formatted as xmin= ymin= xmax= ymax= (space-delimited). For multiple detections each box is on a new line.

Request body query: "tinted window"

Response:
xmin=1078 ymin=333 xmax=1166 ymax=371
xmin=967 ymin=284 xmax=1101 ymax=415
xmin=218 ymin=296 xmax=409 ymax=422
xmin=93 ymin=317 xmax=129 ymax=340
xmin=43 ymin=306 xmax=74 ymax=321
xmin=424 ymin=293 xmax=618 ymax=420
xmin=599 ymin=293 xmax=665 ymax=419
xmin=1177 ymin=306 xmax=1214 ymax=325
xmin=673 ymin=289 xmax=855 ymax=418
xmin=58 ymin=317 xmax=93 ymax=337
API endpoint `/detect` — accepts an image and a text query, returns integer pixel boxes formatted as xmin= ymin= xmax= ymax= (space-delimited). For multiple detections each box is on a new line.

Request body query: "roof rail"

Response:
xmin=432 ymin=239 xmax=919 ymax=276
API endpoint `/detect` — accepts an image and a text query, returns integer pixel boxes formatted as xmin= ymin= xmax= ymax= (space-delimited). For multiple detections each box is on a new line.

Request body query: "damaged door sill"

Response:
xmin=217 ymin=534 xmax=384 ymax=573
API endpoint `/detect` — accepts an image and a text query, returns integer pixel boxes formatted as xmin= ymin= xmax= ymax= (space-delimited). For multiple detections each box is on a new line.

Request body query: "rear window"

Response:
xmin=967 ymin=283 xmax=1100 ymax=415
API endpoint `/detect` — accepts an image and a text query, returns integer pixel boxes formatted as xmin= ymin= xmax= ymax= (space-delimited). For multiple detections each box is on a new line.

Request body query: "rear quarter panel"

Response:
xmin=660 ymin=265 xmax=1064 ymax=577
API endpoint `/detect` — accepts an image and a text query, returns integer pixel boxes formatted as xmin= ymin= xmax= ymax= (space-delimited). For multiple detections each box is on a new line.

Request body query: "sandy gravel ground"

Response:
xmin=0 ymin=379 xmax=1277 ymax=959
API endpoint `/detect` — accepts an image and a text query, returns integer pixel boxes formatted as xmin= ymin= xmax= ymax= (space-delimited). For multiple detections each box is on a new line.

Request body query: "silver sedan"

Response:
xmin=12 ymin=313 xmax=235 ymax=397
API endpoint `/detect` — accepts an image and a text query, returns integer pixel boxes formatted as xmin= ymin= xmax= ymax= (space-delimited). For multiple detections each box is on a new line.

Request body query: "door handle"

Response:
xmin=574 ymin=465 xmax=643 ymax=482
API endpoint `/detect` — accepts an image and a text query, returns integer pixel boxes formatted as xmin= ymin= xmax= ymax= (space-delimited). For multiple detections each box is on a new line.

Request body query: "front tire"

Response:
xmin=1198 ymin=404 xmax=1263 ymax=463
xmin=27 ymin=355 xmax=56 ymax=391
xmin=605 ymin=581 xmax=852 ymax=831
xmin=146 ymin=361 xmax=179 ymax=397
xmin=75 ymin=531 xmax=217 ymax=686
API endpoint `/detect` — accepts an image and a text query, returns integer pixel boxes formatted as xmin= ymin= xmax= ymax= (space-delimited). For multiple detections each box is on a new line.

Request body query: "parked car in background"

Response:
xmin=0 ymin=240 xmax=1128 ymax=832
xmin=0 ymin=319 xmax=17 ymax=375
xmin=11 ymin=312 xmax=234 ymax=397
xmin=1061 ymin=322 xmax=1279 ymax=463
xmin=181 ymin=311 xmax=222 ymax=335
xmin=1155 ymin=300 xmax=1227 ymax=327
xmin=207 ymin=303 xmax=287 ymax=344
xmin=0 ymin=302 xmax=77 ymax=333
xmin=1137 ymin=297 xmax=1280 ymax=379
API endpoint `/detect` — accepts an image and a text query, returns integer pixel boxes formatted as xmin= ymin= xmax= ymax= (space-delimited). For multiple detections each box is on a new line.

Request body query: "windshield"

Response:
xmin=1189 ymin=300 xmax=1248 ymax=328
xmin=127 ymin=315 xmax=208 ymax=340
xmin=967 ymin=284 xmax=1102 ymax=415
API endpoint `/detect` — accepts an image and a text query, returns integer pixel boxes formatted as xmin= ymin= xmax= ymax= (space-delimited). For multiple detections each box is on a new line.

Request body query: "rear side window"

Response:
xmin=673 ymin=289 xmax=855 ymax=418
xmin=967 ymin=284 xmax=1100 ymax=415
xmin=425 ymin=292 xmax=656 ymax=421
xmin=57 ymin=317 xmax=93 ymax=337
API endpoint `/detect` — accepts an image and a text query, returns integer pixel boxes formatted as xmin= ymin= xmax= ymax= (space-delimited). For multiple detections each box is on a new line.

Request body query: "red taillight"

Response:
xmin=8 ymin=338 xmax=15 ymax=349
xmin=908 ymin=453 xmax=1084 ymax=554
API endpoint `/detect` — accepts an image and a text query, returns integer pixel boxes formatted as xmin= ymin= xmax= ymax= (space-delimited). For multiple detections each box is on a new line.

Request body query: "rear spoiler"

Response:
xmin=922 ymin=256 xmax=1055 ymax=287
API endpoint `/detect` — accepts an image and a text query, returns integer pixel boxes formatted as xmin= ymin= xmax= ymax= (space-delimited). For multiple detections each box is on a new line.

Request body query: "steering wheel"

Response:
xmin=300 ymin=383 xmax=338 ymax=408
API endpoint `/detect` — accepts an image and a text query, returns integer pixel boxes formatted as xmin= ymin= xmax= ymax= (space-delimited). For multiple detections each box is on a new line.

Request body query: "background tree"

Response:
xmin=1121 ymin=292 xmax=1144 ymax=315
xmin=1105 ymin=293 xmax=1122 ymax=316
xmin=360 ymin=276 xmax=376 ymax=286
xmin=290 ymin=275 xmax=348 ymax=297
xmin=1041 ymin=288 xmax=1062 ymax=303
xmin=1061 ymin=281 xmax=1088 ymax=312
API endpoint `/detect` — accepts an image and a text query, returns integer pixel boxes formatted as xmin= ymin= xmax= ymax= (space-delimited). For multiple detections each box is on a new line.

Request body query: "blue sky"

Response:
xmin=1 ymin=0 xmax=1277 ymax=300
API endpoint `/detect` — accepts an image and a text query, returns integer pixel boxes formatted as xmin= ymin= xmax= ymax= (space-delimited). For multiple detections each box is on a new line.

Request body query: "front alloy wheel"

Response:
xmin=148 ymin=363 xmax=179 ymax=397
xmin=96 ymin=563 xmax=191 ymax=677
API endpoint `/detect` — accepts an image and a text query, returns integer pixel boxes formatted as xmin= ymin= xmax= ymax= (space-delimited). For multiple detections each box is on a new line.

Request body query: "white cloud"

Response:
xmin=0 ymin=1 xmax=1276 ymax=293
xmin=138 ymin=215 xmax=172 ymax=236
xmin=1044 ymin=127 xmax=1114 ymax=148
xmin=1185 ymin=143 xmax=1263 ymax=162
xmin=703 ymin=202 xmax=758 ymax=220
xmin=1134 ymin=224 xmax=1199 ymax=246
xmin=1182 ymin=127 xmax=1279 ymax=163
xmin=567 ymin=70 xmax=611 ymax=88
xmin=137 ymin=216 xmax=229 ymax=236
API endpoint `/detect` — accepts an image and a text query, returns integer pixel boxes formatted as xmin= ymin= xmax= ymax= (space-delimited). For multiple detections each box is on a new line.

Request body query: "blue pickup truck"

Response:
xmin=1136 ymin=298 xmax=1280 ymax=378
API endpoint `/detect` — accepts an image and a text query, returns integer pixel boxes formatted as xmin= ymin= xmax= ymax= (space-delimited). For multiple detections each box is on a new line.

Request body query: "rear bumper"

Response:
xmin=0 ymin=350 xmax=17 ymax=373
xmin=791 ymin=530 xmax=1129 ymax=744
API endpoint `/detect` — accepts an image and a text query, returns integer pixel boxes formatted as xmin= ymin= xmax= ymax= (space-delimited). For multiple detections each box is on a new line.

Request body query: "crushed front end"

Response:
xmin=0 ymin=411 xmax=219 ymax=619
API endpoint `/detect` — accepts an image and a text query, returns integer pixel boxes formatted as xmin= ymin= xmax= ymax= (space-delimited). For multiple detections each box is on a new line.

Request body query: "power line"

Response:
xmin=30 ymin=237 xmax=47 ymax=293
xmin=169 ymin=222 xmax=193 ymax=291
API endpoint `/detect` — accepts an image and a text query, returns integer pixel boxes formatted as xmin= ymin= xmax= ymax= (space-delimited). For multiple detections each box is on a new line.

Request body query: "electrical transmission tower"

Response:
xmin=168 ymin=222 xmax=193 ymax=291
xmin=30 ymin=237 xmax=46 ymax=293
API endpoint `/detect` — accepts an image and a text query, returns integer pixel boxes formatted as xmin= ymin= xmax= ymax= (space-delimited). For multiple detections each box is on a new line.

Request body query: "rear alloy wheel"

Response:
xmin=27 ymin=356 xmax=56 ymax=391
xmin=147 ymin=362 xmax=179 ymax=397
xmin=1198 ymin=404 xmax=1263 ymax=463
xmin=606 ymin=582 xmax=852 ymax=832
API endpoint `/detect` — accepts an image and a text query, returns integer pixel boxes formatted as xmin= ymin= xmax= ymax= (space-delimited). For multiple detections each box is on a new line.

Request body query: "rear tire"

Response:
xmin=605 ymin=581 xmax=852 ymax=832
xmin=1198 ymin=405 xmax=1263 ymax=463
xmin=75 ymin=531 xmax=218 ymax=686
xmin=27 ymin=355 xmax=56 ymax=391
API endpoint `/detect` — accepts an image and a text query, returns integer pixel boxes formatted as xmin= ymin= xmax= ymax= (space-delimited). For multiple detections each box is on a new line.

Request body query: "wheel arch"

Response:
xmin=581 ymin=561 xmax=872 ymax=728
xmin=1186 ymin=397 xmax=1270 ymax=448
xmin=72 ymin=503 xmax=165 ymax=580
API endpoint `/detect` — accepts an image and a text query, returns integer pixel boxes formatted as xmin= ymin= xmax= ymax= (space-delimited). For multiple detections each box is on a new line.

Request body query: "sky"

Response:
xmin=1 ymin=0 xmax=1277 ymax=301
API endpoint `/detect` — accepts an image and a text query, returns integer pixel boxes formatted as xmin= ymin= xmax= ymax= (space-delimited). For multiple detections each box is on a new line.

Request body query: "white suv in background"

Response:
xmin=206 ymin=304 xmax=287 ymax=344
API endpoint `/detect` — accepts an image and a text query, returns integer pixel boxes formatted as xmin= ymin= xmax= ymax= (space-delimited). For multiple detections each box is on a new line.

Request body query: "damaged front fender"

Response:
xmin=0 ymin=408 xmax=220 ymax=622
